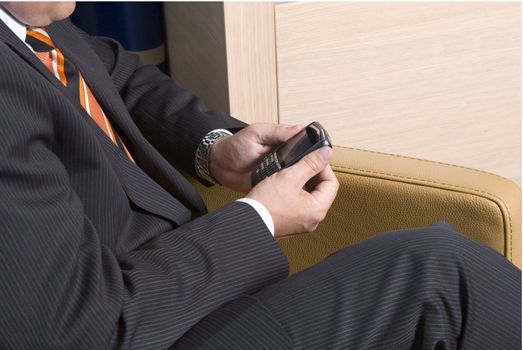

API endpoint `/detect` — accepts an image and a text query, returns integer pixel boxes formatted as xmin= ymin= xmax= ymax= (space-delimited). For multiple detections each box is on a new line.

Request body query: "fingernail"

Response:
xmin=318 ymin=147 xmax=332 ymax=163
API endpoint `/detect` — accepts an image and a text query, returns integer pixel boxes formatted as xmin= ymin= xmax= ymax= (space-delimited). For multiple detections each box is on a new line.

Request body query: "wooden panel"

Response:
xmin=164 ymin=2 xmax=278 ymax=124
xmin=275 ymin=2 xmax=521 ymax=185
xmin=223 ymin=2 xmax=278 ymax=124
xmin=164 ymin=3 xmax=229 ymax=113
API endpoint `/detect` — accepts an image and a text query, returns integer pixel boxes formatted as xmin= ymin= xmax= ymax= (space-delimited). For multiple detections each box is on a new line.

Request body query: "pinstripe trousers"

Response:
xmin=173 ymin=222 xmax=521 ymax=349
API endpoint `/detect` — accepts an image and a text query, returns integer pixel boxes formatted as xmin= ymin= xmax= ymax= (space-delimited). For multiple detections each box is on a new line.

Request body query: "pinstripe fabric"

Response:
xmin=26 ymin=27 xmax=135 ymax=161
xmin=0 ymin=17 xmax=520 ymax=350
xmin=0 ymin=18 xmax=289 ymax=349
xmin=172 ymin=295 xmax=293 ymax=350
xmin=175 ymin=223 xmax=521 ymax=349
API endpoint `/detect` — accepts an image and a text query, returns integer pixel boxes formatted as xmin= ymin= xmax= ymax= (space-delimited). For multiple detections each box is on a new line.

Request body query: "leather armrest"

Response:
xmin=192 ymin=146 xmax=521 ymax=274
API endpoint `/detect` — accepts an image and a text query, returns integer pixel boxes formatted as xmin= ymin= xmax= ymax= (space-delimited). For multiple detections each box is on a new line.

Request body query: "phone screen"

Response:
xmin=276 ymin=127 xmax=319 ymax=167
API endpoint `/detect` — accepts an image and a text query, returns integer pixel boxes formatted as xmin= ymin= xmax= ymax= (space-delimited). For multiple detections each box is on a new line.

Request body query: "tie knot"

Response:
xmin=25 ymin=27 xmax=54 ymax=52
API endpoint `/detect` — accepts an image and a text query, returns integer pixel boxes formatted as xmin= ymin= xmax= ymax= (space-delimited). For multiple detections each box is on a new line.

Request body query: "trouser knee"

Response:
xmin=383 ymin=221 xmax=480 ymax=262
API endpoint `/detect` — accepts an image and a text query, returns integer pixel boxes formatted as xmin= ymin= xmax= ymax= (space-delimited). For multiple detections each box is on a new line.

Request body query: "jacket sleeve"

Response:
xmin=80 ymin=27 xmax=248 ymax=177
xmin=0 ymin=49 xmax=287 ymax=349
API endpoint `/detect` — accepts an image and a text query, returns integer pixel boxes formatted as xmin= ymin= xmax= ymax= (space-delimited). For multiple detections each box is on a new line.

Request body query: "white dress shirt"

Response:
xmin=0 ymin=6 xmax=30 ymax=49
xmin=0 ymin=7 xmax=276 ymax=236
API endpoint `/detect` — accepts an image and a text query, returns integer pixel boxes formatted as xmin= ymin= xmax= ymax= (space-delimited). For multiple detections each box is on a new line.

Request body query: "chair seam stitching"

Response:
xmin=335 ymin=146 xmax=514 ymax=183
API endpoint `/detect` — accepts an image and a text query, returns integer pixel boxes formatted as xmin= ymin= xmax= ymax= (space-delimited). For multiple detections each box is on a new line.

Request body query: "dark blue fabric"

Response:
xmin=70 ymin=2 xmax=167 ymax=72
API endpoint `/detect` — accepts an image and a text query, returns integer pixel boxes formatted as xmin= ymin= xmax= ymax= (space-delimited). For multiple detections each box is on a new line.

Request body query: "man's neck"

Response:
xmin=0 ymin=5 xmax=28 ymax=43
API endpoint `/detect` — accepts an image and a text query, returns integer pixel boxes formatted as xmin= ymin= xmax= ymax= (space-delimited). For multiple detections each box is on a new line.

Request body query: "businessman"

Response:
xmin=0 ymin=2 xmax=520 ymax=349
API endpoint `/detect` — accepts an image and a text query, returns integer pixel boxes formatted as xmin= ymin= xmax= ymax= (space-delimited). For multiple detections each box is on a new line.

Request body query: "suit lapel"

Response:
xmin=47 ymin=20 xmax=208 ymax=216
xmin=93 ymin=123 xmax=194 ymax=225
xmin=0 ymin=19 xmax=207 ymax=224
xmin=0 ymin=20 xmax=68 ymax=96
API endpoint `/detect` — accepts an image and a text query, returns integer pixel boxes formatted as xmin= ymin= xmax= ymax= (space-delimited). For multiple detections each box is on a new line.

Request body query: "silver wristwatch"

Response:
xmin=195 ymin=129 xmax=232 ymax=185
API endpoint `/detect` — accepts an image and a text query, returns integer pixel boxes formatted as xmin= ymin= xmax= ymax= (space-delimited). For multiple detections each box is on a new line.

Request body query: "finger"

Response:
xmin=254 ymin=123 xmax=303 ymax=145
xmin=282 ymin=147 xmax=333 ymax=186
xmin=304 ymin=162 xmax=335 ymax=192
xmin=309 ymin=165 xmax=339 ymax=209
xmin=304 ymin=162 xmax=333 ymax=191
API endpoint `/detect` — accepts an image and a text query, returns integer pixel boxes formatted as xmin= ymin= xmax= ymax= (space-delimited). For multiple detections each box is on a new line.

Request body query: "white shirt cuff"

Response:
xmin=236 ymin=198 xmax=275 ymax=236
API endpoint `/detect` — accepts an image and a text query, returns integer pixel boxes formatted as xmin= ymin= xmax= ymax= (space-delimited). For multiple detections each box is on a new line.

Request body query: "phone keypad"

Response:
xmin=251 ymin=152 xmax=282 ymax=186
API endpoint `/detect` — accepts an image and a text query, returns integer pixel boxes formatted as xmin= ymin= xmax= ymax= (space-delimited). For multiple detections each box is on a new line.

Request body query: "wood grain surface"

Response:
xmin=223 ymin=2 xmax=279 ymax=124
xmin=275 ymin=2 xmax=521 ymax=185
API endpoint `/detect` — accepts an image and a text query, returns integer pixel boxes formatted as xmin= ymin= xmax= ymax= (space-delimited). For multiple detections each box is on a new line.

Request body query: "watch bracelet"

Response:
xmin=195 ymin=129 xmax=232 ymax=185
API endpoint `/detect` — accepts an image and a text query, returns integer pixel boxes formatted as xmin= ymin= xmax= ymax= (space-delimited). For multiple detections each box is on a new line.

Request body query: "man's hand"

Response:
xmin=210 ymin=123 xmax=303 ymax=192
xmin=246 ymin=147 xmax=339 ymax=238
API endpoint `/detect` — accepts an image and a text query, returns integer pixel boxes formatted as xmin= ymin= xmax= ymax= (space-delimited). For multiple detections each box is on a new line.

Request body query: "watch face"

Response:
xmin=276 ymin=127 xmax=318 ymax=167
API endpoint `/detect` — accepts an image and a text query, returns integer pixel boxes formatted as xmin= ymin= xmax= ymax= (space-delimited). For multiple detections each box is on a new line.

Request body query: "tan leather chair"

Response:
xmin=191 ymin=146 xmax=521 ymax=275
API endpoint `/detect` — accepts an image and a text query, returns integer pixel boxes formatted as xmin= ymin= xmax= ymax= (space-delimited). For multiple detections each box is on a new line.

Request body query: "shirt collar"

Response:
xmin=0 ymin=6 xmax=28 ymax=43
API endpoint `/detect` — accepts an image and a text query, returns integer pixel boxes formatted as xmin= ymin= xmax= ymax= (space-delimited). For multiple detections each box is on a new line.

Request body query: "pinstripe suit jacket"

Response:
xmin=0 ymin=18 xmax=289 ymax=349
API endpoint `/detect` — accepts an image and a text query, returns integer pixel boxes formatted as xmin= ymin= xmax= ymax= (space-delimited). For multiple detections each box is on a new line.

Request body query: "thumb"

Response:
xmin=257 ymin=124 xmax=303 ymax=145
xmin=284 ymin=147 xmax=333 ymax=186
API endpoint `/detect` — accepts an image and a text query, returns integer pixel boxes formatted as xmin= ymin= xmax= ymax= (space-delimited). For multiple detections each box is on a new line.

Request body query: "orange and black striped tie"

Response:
xmin=25 ymin=27 xmax=134 ymax=162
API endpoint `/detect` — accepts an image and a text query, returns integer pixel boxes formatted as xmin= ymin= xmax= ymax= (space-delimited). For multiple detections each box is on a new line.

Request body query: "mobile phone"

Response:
xmin=251 ymin=121 xmax=332 ymax=186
